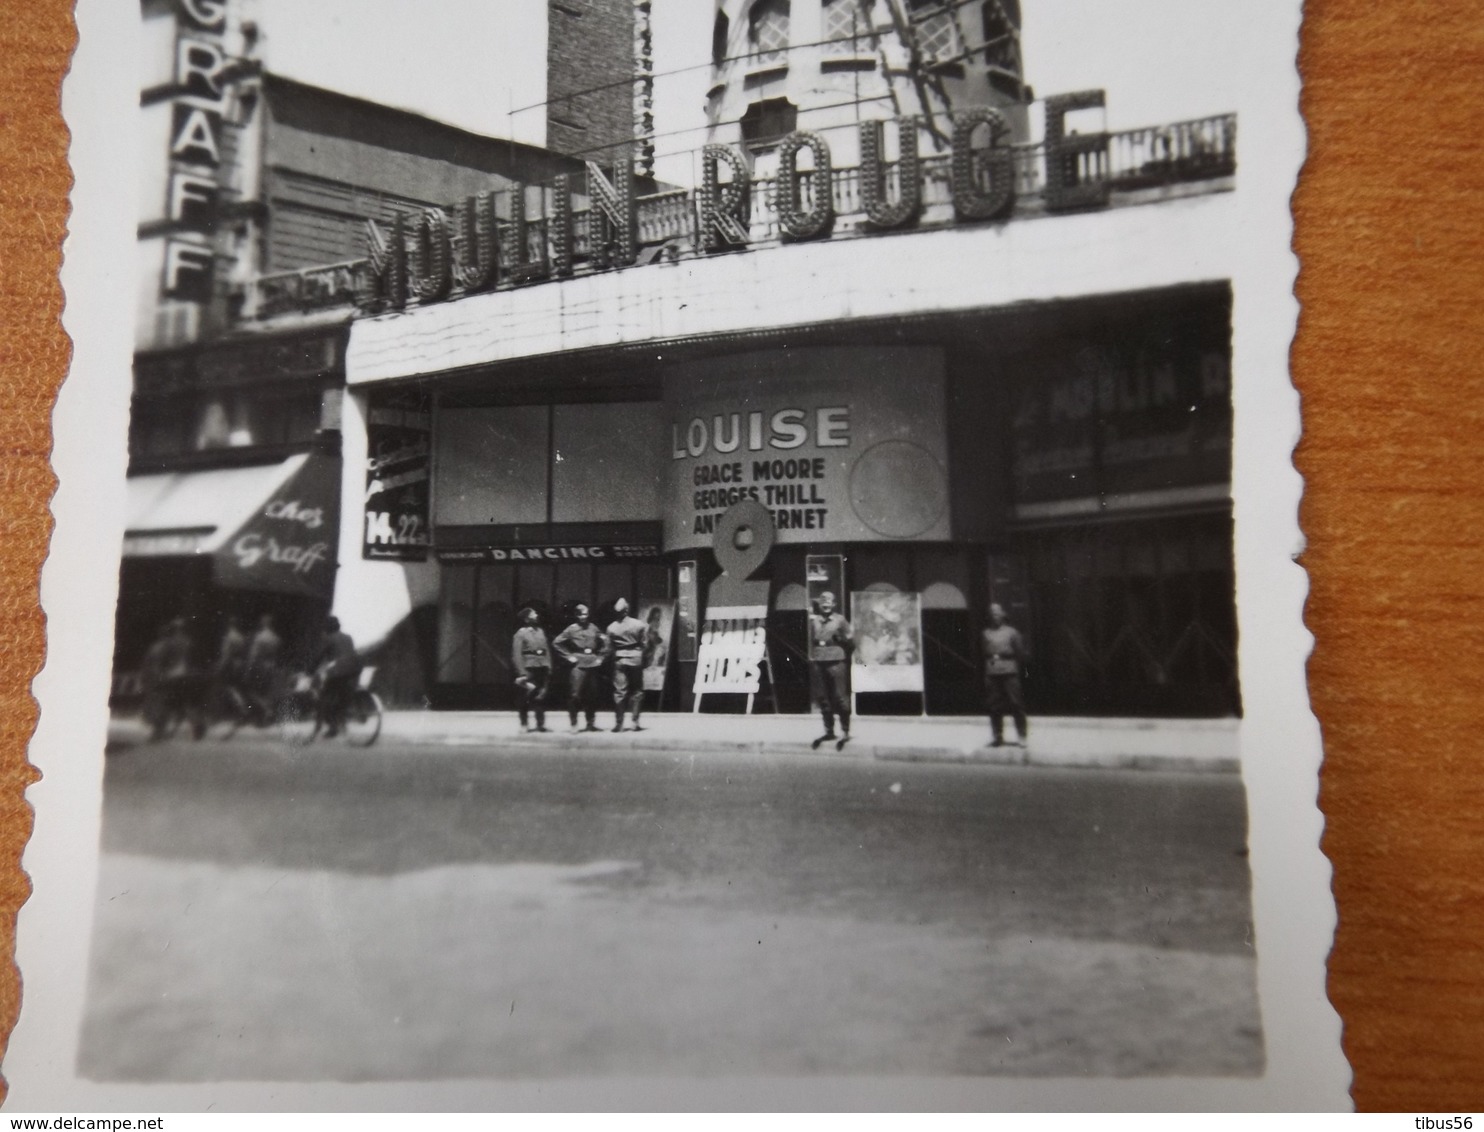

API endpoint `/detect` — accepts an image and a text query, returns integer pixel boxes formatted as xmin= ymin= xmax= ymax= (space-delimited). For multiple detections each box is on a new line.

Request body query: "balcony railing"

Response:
xmin=239 ymin=114 xmax=1235 ymax=320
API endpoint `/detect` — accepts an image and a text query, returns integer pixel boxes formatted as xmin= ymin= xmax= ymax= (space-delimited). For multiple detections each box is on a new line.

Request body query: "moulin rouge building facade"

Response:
xmin=327 ymin=0 xmax=1241 ymax=719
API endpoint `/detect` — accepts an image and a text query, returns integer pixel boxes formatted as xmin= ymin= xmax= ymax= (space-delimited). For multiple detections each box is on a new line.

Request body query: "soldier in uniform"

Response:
xmin=982 ymin=602 xmax=1029 ymax=747
xmin=553 ymin=603 xmax=608 ymax=733
xmin=512 ymin=606 xmax=552 ymax=733
xmin=604 ymin=597 xmax=648 ymax=732
xmin=808 ymin=591 xmax=854 ymax=751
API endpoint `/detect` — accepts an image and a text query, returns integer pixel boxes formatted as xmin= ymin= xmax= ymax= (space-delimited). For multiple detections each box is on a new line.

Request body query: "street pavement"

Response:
xmin=77 ymin=730 xmax=1264 ymax=1082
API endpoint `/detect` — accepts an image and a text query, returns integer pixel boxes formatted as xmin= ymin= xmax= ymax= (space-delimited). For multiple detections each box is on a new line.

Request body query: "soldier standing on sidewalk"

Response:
xmin=982 ymin=602 xmax=1029 ymax=748
xmin=512 ymin=607 xmax=552 ymax=733
xmin=605 ymin=597 xmax=648 ymax=732
xmin=554 ymin=603 xmax=608 ymax=733
xmin=808 ymin=591 xmax=854 ymax=751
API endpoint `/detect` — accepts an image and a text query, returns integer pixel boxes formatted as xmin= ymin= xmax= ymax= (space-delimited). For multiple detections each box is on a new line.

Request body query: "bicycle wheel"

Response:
xmin=275 ymin=691 xmax=320 ymax=747
xmin=343 ymin=689 xmax=383 ymax=748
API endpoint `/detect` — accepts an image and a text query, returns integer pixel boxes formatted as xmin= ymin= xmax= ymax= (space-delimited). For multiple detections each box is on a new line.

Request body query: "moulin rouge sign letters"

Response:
xmin=359 ymin=91 xmax=1110 ymax=312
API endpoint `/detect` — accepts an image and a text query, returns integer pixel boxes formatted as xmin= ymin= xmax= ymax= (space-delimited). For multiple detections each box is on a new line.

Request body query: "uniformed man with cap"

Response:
xmin=605 ymin=597 xmax=648 ymax=732
xmin=808 ymin=591 xmax=854 ymax=751
xmin=512 ymin=606 xmax=552 ymax=733
xmin=553 ymin=603 xmax=608 ymax=732
xmin=982 ymin=602 xmax=1029 ymax=747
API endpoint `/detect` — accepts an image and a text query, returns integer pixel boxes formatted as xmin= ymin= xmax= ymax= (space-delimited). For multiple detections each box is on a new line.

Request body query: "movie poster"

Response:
xmin=639 ymin=599 xmax=675 ymax=692
xmin=850 ymin=590 xmax=925 ymax=693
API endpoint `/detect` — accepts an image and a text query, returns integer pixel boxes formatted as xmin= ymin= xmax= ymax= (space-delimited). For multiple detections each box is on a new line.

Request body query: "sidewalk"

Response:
xmin=378 ymin=710 xmax=1241 ymax=773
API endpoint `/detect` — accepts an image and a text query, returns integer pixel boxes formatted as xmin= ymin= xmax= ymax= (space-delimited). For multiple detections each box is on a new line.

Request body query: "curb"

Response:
xmin=380 ymin=729 xmax=1240 ymax=774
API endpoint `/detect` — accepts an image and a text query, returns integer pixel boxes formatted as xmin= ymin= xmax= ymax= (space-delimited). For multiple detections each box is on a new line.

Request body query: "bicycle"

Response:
xmin=275 ymin=666 xmax=383 ymax=748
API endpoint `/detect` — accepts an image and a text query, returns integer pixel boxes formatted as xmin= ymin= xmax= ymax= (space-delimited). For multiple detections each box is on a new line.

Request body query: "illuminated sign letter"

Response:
xmin=163 ymin=240 xmax=215 ymax=301
xmin=699 ymin=144 xmax=749 ymax=251
xmin=859 ymin=117 xmax=920 ymax=229
xmin=361 ymin=213 xmax=408 ymax=310
xmin=411 ymin=207 xmax=451 ymax=303
xmin=178 ymin=0 xmax=228 ymax=31
xmin=775 ymin=131 xmax=833 ymax=240
xmin=452 ymin=191 xmax=499 ymax=293
xmin=550 ymin=173 xmax=574 ymax=277
xmin=167 ymin=171 xmax=219 ymax=230
xmin=175 ymin=37 xmax=226 ymax=100
xmin=1043 ymin=89 xmax=1111 ymax=211
xmin=170 ymin=103 xmax=222 ymax=167
xmin=508 ymin=184 xmax=550 ymax=283
xmin=586 ymin=159 xmax=636 ymax=270
xmin=950 ymin=107 xmax=1015 ymax=221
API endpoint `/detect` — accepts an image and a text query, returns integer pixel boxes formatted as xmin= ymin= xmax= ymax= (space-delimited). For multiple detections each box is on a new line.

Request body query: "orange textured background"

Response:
xmin=0 ymin=0 xmax=1480 ymax=1112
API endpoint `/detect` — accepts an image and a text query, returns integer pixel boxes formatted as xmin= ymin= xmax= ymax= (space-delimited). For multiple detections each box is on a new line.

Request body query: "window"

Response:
xmin=747 ymin=0 xmax=790 ymax=66
xmin=712 ymin=10 xmax=730 ymax=66
xmin=823 ymin=0 xmax=872 ymax=56
xmin=980 ymin=0 xmax=1022 ymax=78
xmin=739 ymin=97 xmax=798 ymax=150
xmin=129 ymin=386 xmax=324 ymax=463
xmin=907 ymin=0 xmax=963 ymax=67
xmin=432 ymin=401 xmax=666 ymax=528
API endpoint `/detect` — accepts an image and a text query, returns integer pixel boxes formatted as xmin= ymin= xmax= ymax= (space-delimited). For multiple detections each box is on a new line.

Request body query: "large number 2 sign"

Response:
xmin=706 ymin=500 xmax=775 ymax=612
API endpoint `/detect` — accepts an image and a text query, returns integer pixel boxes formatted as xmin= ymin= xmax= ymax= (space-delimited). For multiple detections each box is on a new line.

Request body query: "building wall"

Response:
xmin=546 ymin=0 xmax=638 ymax=163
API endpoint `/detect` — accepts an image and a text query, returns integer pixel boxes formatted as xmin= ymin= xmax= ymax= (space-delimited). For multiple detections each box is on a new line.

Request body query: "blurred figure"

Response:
xmin=314 ymin=616 xmax=362 ymax=738
xmin=214 ymin=616 xmax=247 ymax=693
xmin=605 ymin=597 xmax=647 ymax=732
xmin=982 ymin=602 xmax=1029 ymax=748
xmin=243 ymin=613 xmax=282 ymax=723
xmin=141 ymin=616 xmax=197 ymax=740
xmin=512 ymin=606 xmax=552 ymax=733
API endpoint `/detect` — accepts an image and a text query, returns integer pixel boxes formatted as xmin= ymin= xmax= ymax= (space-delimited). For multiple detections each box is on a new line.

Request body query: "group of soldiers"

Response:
xmin=140 ymin=612 xmax=363 ymax=738
xmin=513 ymin=591 xmax=1031 ymax=748
xmin=511 ymin=598 xmax=657 ymax=734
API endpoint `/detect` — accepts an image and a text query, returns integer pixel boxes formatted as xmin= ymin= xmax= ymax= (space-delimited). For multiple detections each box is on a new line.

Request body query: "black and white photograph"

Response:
xmin=6 ymin=0 xmax=1348 ymax=1111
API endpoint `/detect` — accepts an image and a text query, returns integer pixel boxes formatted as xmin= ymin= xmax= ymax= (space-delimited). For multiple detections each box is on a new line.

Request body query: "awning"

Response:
xmin=123 ymin=456 xmax=311 ymax=559
xmin=123 ymin=451 xmax=343 ymax=600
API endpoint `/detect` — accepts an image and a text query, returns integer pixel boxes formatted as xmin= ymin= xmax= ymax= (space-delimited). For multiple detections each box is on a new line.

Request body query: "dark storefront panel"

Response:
xmin=1014 ymin=511 xmax=1240 ymax=718
xmin=432 ymin=558 xmax=672 ymax=710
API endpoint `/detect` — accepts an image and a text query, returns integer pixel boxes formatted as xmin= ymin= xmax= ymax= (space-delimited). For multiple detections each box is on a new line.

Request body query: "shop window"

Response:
xmin=747 ymin=0 xmax=790 ymax=65
xmin=434 ymin=406 xmax=550 ymax=526
xmin=550 ymin=402 xmax=665 ymax=524
xmin=823 ymin=0 xmax=872 ymax=55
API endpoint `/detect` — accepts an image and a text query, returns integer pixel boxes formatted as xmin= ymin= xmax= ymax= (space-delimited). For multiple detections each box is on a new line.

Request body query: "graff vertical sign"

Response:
xmin=363 ymin=392 xmax=432 ymax=561
xmin=162 ymin=0 xmax=231 ymax=302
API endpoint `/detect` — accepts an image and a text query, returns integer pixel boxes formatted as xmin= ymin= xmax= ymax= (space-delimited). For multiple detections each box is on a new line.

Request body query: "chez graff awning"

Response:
xmin=212 ymin=450 xmax=342 ymax=599
xmin=122 ymin=451 xmax=342 ymax=599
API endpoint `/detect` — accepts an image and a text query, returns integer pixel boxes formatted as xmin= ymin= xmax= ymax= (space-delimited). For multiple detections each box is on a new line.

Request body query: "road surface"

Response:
xmin=77 ymin=733 xmax=1263 ymax=1081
